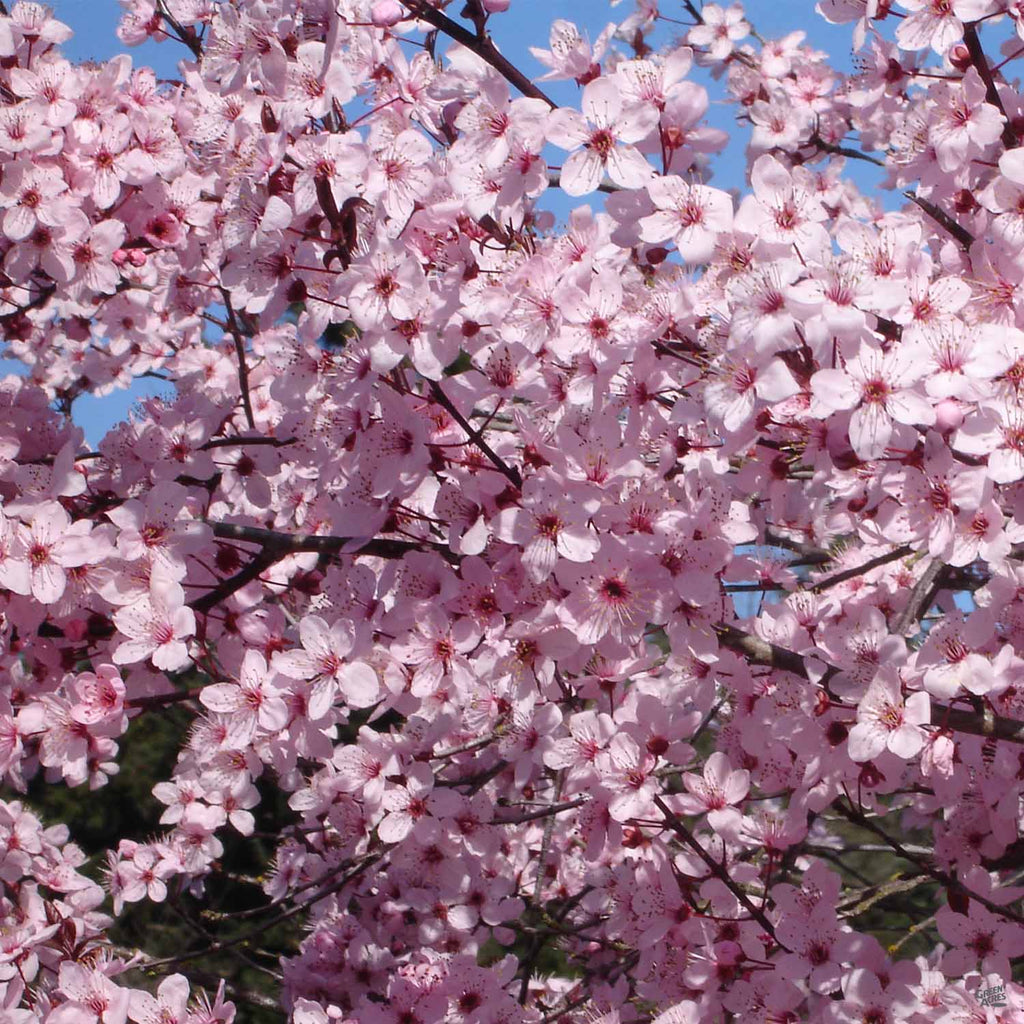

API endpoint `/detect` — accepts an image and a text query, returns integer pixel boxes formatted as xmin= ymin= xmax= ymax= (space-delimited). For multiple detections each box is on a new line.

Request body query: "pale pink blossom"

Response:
xmin=546 ymin=77 xmax=657 ymax=195
xmin=112 ymin=573 xmax=195 ymax=671
xmin=847 ymin=668 xmax=930 ymax=761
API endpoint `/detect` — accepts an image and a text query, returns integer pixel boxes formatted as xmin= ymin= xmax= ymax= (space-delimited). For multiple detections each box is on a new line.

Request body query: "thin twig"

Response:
xmin=218 ymin=289 xmax=256 ymax=430
xmin=834 ymin=800 xmax=1024 ymax=926
xmin=398 ymin=0 xmax=557 ymax=109
xmin=156 ymin=0 xmax=202 ymax=58
xmin=202 ymin=436 xmax=296 ymax=450
xmin=809 ymin=134 xmax=886 ymax=168
xmin=654 ymin=795 xmax=789 ymax=950
xmin=495 ymin=796 xmax=587 ymax=827
xmin=429 ymin=382 xmax=522 ymax=488
xmin=713 ymin=623 xmax=1024 ymax=744
xmin=892 ymin=558 xmax=947 ymax=636
xmin=810 ymin=545 xmax=912 ymax=593
xmin=137 ymin=853 xmax=384 ymax=970
xmin=190 ymin=548 xmax=279 ymax=614
xmin=191 ymin=523 xmax=456 ymax=613
xmin=207 ymin=521 xmax=446 ymax=560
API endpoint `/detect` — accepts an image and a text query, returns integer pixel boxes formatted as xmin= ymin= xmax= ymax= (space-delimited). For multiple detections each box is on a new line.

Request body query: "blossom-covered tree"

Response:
xmin=0 ymin=0 xmax=1024 ymax=1021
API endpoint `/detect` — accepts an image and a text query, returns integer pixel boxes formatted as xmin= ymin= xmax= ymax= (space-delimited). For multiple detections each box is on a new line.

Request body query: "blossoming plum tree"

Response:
xmin=1 ymin=0 xmax=1024 ymax=1020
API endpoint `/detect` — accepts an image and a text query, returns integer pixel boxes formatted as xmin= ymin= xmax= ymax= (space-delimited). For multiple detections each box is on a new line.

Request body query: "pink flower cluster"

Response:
xmin=0 ymin=0 xmax=1021 ymax=1020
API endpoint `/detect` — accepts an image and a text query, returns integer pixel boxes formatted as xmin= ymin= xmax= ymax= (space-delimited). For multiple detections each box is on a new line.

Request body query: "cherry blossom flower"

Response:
xmin=847 ymin=668 xmax=931 ymax=762
xmin=530 ymin=18 xmax=615 ymax=82
xmin=640 ymin=177 xmax=734 ymax=264
xmin=200 ymin=650 xmax=290 ymax=747
xmin=21 ymin=500 xmax=95 ymax=605
xmin=896 ymin=0 xmax=996 ymax=55
xmin=273 ymin=615 xmax=379 ymax=715
xmin=811 ymin=348 xmax=936 ymax=461
xmin=598 ymin=732 xmax=658 ymax=822
xmin=676 ymin=751 xmax=750 ymax=834
xmin=50 ymin=962 xmax=130 ymax=1024
xmin=734 ymin=154 xmax=830 ymax=257
xmin=127 ymin=973 xmax=190 ymax=1024
xmin=112 ymin=571 xmax=195 ymax=671
xmin=687 ymin=5 xmax=749 ymax=61
xmin=546 ymin=77 xmax=657 ymax=195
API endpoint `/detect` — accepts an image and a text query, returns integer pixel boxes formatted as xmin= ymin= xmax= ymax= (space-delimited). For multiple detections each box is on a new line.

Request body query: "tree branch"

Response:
xmin=429 ymin=382 xmax=522 ymax=489
xmin=961 ymin=23 xmax=1016 ymax=150
xmin=904 ymin=191 xmax=975 ymax=250
xmin=495 ymin=797 xmax=587 ymax=827
xmin=834 ymin=800 xmax=1024 ymax=926
xmin=135 ymin=853 xmax=384 ymax=971
xmin=810 ymin=545 xmax=912 ymax=594
xmin=218 ymin=288 xmax=256 ymax=431
xmin=208 ymin=521 xmax=445 ymax=560
xmin=892 ymin=558 xmax=948 ymax=636
xmin=155 ymin=0 xmax=202 ymax=58
xmin=190 ymin=523 xmax=456 ymax=613
xmin=713 ymin=623 xmax=1024 ymax=745
xmin=809 ymin=134 xmax=886 ymax=168
xmin=654 ymin=795 xmax=789 ymax=950
xmin=399 ymin=0 xmax=557 ymax=109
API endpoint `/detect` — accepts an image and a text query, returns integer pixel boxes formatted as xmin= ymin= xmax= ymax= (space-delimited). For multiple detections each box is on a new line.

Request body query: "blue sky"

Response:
xmin=33 ymin=0 xmax=877 ymax=444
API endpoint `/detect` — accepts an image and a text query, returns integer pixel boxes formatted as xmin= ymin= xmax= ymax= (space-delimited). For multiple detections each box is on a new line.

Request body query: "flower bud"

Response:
xmin=371 ymin=0 xmax=404 ymax=26
xmin=934 ymin=398 xmax=966 ymax=433
xmin=482 ymin=0 xmax=511 ymax=10
xmin=949 ymin=43 xmax=971 ymax=73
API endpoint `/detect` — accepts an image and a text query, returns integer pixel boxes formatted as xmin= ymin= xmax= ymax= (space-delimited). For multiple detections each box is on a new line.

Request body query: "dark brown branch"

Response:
xmin=399 ymin=0 xmax=557 ymax=110
xmin=218 ymin=288 xmax=256 ymax=430
xmin=495 ymin=797 xmax=588 ymax=827
xmin=893 ymin=558 xmax=948 ymax=636
xmin=680 ymin=0 xmax=702 ymax=22
xmin=189 ymin=548 xmax=280 ymax=615
xmin=190 ymin=523 xmax=454 ymax=614
xmin=764 ymin=529 xmax=833 ymax=565
xmin=810 ymin=545 xmax=912 ymax=593
xmin=809 ymin=134 xmax=886 ymax=168
xmin=201 ymin=436 xmax=296 ymax=450
xmin=156 ymin=0 xmax=202 ymax=58
xmin=904 ymin=191 xmax=975 ymax=250
xmin=714 ymin=623 xmax=1024 ymax=745
xmin=135 ymin=853 xmax=383 ymax=971
xmin=547 ymin=171 xmax=622 ymax=195
xmin=962 ymin=23 xmax=1016 ymax=150
xmin=429 ymin=382 xmax=522 ymax=488
xmin=714 ymin=623 xmax=810 ymax=678
xmin=654 ymin=795 xmax=789 ymax=949
xmin=208 ymin=522 xmax=449 ymax=561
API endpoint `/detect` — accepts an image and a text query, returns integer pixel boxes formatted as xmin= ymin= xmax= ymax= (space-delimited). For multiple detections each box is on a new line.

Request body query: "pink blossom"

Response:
xmin=546 ymin=77 xmax=657 ymax=195
xmin=128 ymin=973 xmax=190 ymax=1024
xmin=676 ymin=751 xmax=750 ymax=835
xmin=811 ymin=348 xmax=936 ymax=461
xmin=847 ymin=668 xmax=930 ymax=762
xmin=896 ymin=0 xmax=996 ymax=54
xmin=51 ymin=963 xmax=130 ymax=1024
xmin=687 ymin=4 xmax=749 ymax=61
xmin=21 ymin=500 xmax=95 ymax=605
xmin=273 ymin=614 xmax=379 ymax=715
xmin=112 ymin=572 xmax=195 ymax=671
xmin=640 ymin=176 xmax=734 ymax=264
xmin=200 ymin=650 xmax=289 ymax=747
